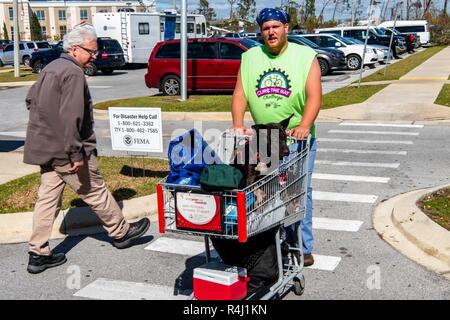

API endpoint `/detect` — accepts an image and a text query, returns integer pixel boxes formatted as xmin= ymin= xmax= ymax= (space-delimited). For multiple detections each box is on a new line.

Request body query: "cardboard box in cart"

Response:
xmin=193 ymin=262 xmax=249 ymax=300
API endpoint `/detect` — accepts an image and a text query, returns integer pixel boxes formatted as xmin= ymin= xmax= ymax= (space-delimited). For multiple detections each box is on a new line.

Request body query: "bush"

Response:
xmin=429 ymin=14 xmax=450 ymax=45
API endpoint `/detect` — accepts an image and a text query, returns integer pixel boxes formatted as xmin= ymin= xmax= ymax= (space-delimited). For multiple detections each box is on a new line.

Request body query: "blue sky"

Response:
xmin=156 ymin=0 xmax=448 ymax=21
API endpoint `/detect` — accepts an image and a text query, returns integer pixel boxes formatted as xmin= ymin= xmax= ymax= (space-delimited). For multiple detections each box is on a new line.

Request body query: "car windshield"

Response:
xmin=371 ymin=28 xmax=385 ymax=36
xmin=292 ymin=36 xmax=320 ymax=49
xmin=345 ymin=37 xmax=364 ymax=45
xmin=240 ymin=38 xmax=262 ymax=48
xmin=37 ymin=42 xmax=51 ymax=49
xmin=325 ymin=34 xmax=353 ymax=45
xmin=98 ymin=39 xmax=122 ymax=51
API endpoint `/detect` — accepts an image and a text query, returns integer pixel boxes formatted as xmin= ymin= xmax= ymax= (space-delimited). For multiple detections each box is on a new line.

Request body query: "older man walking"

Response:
xmin=24 ymin=24 xmax=150 ymax=274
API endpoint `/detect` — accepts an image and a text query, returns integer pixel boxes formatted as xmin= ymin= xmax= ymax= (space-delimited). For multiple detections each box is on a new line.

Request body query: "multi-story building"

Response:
xmin=0 ymin=0 xmax=155 ymax=41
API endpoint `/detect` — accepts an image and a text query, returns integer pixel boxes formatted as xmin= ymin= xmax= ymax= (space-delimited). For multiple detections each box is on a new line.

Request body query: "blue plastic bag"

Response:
xmin=166 ymin=129 xmax=220 ymax=186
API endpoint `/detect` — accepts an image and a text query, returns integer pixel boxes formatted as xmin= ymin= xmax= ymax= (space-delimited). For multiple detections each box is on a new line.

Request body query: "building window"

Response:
xmin=187 ymin=23 xmax=194 ymax=33
xmin=9 ymin=7 xmax=13 ymax=20
xmin=160 ymin=22 xmax=164 ymax=32
xmin=58 ymin=10 xmax=66 ymax=21
xmin=139 ymin=23 xmax=149 ymax=35
xmin=41 ymin=26 xmax=47 ymax=39
xmin=98 ymin=9 xmax=108 ymax=13
xmin=80 ymin=9 xmax=88 ymax=20
xmin=59 ymin=25 xmax=67 ymax=36
xmin=35 ymin=10 xmax=45 ymax=21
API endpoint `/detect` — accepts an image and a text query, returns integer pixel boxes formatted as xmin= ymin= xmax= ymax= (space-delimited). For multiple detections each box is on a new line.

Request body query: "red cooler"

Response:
xmin=193 ymin=262 xmax=248 ymax=300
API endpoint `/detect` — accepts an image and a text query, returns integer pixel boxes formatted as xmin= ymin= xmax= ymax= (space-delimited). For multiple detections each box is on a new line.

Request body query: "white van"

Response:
xmin=377 ymin=20 xmax=430 ymax=45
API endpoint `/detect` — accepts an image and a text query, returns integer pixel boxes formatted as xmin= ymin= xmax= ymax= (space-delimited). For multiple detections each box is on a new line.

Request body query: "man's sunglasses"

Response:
xmin=77 ymin=45 xmax=98 ymax=56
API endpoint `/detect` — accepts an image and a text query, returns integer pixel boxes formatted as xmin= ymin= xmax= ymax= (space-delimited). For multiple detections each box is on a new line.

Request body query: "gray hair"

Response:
xmin=63 ymin=24 xmax=97 ymax=52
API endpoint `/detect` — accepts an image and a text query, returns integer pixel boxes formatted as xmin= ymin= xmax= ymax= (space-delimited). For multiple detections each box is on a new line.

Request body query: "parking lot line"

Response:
xmin=328 ymin=130 xmax=419 ymax=136
xmin=313 ymin=173 xmax=390 ymax=183
xmin=315 ymin=160 xmax=400 ymax=168
xmin=144 ymin=237 xmax=209 ymax=256
xmin=74 ymin=278 xmax=190 ymax=300
xmin=317 ymin=148 xmax=407 ymax=155
xmin=305 ymin=255 xmax=342 ymax=271
xmin=313 ymin=217 xmax=363 ymax=232
xmin=339 ymin=123 xmax=424 ymax=128
xmin=313 ymin=191 xmax=378 ymax=203
xmin=318 ymin=138 xmax=413 ymax=145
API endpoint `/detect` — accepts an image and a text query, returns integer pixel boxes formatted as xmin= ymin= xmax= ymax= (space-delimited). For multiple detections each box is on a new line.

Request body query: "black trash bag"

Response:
xmin=211 ymin=226 xmax=279 ymax=297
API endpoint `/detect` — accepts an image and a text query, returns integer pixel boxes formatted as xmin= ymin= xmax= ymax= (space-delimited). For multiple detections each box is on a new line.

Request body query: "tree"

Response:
xmin=318 ymin=0 xmax=334 ymax=23
xmin=227 ymin=0 xmax=238 ymax=19
xmin=304 ymin=0 xmax=316 ymax=21
xmin=197 ymin=0 xmax=216 ymax=21
xmin=2 ymin=22 xmax=8 ymax=40
xmin=237 ymin=0 xmax=256 ymax=23
xmin=30 ymin=11 xmax=42 ymax=41
xmin=444 ymin=0 xmax=448 ymax=16
xmin=283 ymin=1 xmax=300 ymax=28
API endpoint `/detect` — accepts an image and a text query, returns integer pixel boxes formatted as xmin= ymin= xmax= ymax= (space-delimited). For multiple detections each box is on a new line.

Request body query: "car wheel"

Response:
xmin=101 ymin=68 xmax=114 ymax=75
xmin=84 ymin=64 xmax=97 ymax=76
xmin=161 ymin=75 xmax=181 ymax=96
xmin=317 ymin=58 xmax=330 ymax=76
xmin=32 ymin=60 xmax=45 ymax=73
xmin=347 ymin=54 xmax=362 ymax=70
xmin=23 ymin=56 xmax=31 ymax=67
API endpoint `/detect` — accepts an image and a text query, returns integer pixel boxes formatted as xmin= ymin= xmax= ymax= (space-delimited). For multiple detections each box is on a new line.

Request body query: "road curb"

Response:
xmin=0 ymin=81 xmax=35 ymax=87
xmin=373 ymin=185 xmax=450 ymax=280
xmin=0 ymin=193 xmax=159 ymax=245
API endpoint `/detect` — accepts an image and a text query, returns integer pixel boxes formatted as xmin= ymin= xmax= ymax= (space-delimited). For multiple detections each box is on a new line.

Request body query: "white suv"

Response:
xmin=0 ymin=41 xmax=51 ymax=66
xmin=300 ymin=33 xmax=379 ymax=70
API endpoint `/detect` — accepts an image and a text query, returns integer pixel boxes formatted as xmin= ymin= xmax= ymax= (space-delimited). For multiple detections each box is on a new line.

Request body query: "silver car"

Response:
xmin=0 ymin=41 xmax=51 ymax=67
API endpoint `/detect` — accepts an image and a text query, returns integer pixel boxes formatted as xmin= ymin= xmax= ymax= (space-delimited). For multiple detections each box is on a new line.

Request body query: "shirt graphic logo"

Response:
xmin=256 ymin=68 xmax=292 ymax=98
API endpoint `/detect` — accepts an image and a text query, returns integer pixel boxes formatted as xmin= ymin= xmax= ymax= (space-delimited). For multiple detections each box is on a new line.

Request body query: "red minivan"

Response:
xmin=144 ymin=38 xmax=261 ymax=95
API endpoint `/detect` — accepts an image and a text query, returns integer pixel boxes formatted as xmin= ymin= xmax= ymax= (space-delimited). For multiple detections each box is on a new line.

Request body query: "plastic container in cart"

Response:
xmin=193 ymin=261 xmax=249 ymax=300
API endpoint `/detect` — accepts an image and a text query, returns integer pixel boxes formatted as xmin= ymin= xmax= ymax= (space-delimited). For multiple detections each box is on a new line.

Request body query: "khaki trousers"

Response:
xmin=29 ymin=154 xmax=129 ymax=256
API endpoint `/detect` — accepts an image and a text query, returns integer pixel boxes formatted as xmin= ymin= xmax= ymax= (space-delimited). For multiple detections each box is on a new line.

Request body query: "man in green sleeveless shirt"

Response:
xmin=231 ymin=8 xmax=322 ymax=266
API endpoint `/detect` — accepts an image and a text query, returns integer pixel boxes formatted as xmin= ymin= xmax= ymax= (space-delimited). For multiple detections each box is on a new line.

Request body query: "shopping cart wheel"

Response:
xmin=293 ymin=275 xmax=305 ymax=296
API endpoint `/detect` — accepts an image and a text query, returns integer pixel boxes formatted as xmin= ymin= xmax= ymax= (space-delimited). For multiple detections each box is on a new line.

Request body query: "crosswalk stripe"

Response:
xmin=339 ymin=122 xmax=424 ymax=128
xmin=144 ymin=237 xmax=209 ymax=256
xmin=317 ymin=148 xmax=407 ymax=156
xmin=74 ymin=278 xmax=190 ymax=300
xmin=318 ymin=138 xmax=413 ymax=145
xmin=315 ymin=160 xmax=400 ymax=168
xmin=313 ymin=217 xmax=363 ymax=232
xmin=313 ymin=191 xmax=378 ymax=203
xmin=147 ymin=237 xmax=342 ymax=272
xmin=313 ymin=173 xmax=390 ymax=183
xmin=329 ymin=129 xmax=419 ymax=136
xmin=305 ymin=255 xmax=342 ymax=271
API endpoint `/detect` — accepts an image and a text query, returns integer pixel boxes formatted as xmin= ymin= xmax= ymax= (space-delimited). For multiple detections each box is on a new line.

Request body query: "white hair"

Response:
xmin=63 ymin=24 xmax=97 ymax=52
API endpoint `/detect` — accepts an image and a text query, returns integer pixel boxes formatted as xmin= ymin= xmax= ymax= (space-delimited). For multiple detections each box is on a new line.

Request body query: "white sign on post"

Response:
xmin=108 ymin=107 xmax=163 ymax=153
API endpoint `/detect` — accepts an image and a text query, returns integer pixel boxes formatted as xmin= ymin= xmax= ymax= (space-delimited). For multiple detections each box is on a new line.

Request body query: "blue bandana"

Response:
xmin=256 ymin=8 xmax=291 ymax=26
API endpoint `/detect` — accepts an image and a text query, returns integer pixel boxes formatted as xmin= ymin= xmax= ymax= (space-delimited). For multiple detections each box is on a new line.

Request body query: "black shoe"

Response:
xmin=112 ymin=218 xmax=150 ymax=249
xmin=27 ymin=252 xmax=67 ymax=274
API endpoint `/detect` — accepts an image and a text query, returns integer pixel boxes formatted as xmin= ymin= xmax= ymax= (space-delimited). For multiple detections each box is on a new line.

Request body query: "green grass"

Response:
xmin=435 ymin=84 xmax=450 ymax=107
xmin=360 ymin=46 xmax=446 ymax=83
xmin=0 ymin=157 xmax=169 ymax=214
xmin=0 ymin=70 xmax=38 ymax=83
xmin=417 ymin=187 xmax=450 ymax=231
xmin=321 ymin=84 xmax=389 ymax=109
xmin=94 ymin=95 xmax=233 ymax=112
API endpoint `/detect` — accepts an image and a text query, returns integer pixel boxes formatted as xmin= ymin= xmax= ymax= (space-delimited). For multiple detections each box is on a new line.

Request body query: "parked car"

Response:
xmin=378 ymin=27 xmax=418 ymax=53
xmin=301 ymin=33 xmax=378 ymax=70
xmin=0 ymin=39 xmax=11 ymax=50
xmin=250 ymin=34 xmax=346 ymax=76
xmin=315 ymin=26 xmax=407 ymax=56
xmin=30 ymin=37 xmax=125 ymax=76
xmin=145 ymin=38 xmax=261 ymax=95
xmin=378 ymin=20 xmax=430 ymax=46
xmin=343 ymin=37 xmax=390 ymax=63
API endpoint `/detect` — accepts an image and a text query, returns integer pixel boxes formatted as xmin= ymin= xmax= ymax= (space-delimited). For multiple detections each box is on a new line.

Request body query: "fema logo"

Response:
xmin=123 ymin=135 xmax=133 ymax=146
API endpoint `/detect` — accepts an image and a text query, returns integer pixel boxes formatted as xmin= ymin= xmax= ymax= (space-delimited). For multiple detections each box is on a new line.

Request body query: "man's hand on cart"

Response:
xmin=287 ymin=125 xmax=310 ymax=140
xmin=230 ymin=126 xmax=255 ymax=136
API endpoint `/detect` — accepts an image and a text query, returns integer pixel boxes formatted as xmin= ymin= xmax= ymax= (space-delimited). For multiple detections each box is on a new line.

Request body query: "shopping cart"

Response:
xmin=157 ymin=131 xmax=311 ymax=299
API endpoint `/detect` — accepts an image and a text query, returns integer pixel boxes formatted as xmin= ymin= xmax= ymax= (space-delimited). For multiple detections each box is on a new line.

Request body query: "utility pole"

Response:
xmin=180 ymin=0 xmax=187 ymax=101
xmin=13 ymin=0 xmax=20 ymax=78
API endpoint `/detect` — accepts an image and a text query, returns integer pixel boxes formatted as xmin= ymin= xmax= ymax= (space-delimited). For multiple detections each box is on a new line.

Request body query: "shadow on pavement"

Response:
xmin=0 ymin=140 xmax=25 ymax=152
xmin=53 ymin=230 xmax=154 ymax=255
xmin=173 ymin=253 xmax=211 ymax=296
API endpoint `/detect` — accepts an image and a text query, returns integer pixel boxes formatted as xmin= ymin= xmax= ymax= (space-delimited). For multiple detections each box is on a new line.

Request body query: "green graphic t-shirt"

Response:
xmin=240 ymin=42 xmax=317 ymax=137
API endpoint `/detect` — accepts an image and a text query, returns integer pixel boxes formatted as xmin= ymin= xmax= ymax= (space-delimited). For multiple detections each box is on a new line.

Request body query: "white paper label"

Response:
xmin=176 ymin=193 xmax=217 ymax=225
